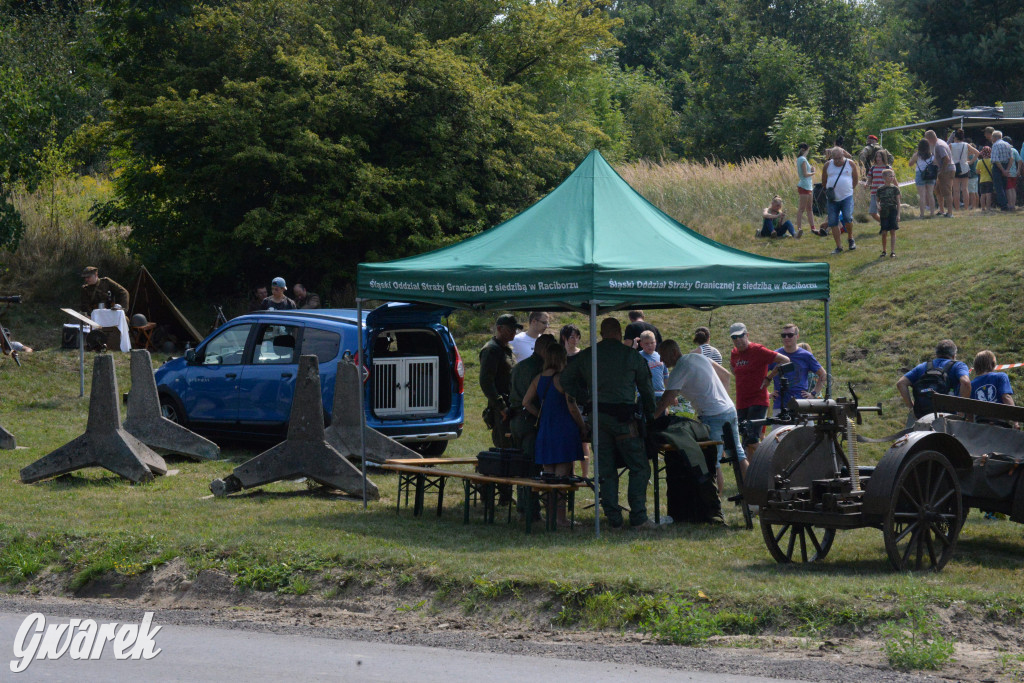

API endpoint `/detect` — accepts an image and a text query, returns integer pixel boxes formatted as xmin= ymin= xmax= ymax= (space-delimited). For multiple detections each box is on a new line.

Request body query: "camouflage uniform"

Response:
xmin=81 ymin=277 xmax=129 ymax=313
xmin=562 ymin=339 xmax=656 ymax=527
xmin=478 ymin=336 xmax=514 ymax=449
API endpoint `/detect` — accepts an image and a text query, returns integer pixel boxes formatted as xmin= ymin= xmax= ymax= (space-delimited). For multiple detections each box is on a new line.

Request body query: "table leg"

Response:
xmin=396 ymin=474 xmax=404 ymax=514
xmin=569 ymin=489 xmax=575 ymax=527
xmin=436 ymin=476 xmax=446 ymax=517
xmin=414 ymin=473 xmax=425 ymax=517
xmin=463 ymin=479 xmax=471 ymax=524
xmin=525 ymin=489 xmax=534 ymax=534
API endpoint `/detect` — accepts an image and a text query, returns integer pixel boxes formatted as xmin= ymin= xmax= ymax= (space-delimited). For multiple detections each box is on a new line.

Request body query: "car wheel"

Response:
xmin=411 ymin=441 xmax=448 ymax=456
xmin=160 ymin=394 xmax=187 ymax=426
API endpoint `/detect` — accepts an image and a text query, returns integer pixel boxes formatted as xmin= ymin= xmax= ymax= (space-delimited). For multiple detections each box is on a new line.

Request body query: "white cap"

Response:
xmin=729 ymin=322 xmax=747 ymax=337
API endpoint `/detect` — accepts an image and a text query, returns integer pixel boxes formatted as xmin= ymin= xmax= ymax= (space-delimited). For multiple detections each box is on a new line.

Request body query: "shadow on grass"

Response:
xmin=953 ymin=536 xmax=1024 ymax=568
xmin=227 ymin=486 xmax=362 ymax=502
xmin=31 ymin=473 xmax=142 ymax=488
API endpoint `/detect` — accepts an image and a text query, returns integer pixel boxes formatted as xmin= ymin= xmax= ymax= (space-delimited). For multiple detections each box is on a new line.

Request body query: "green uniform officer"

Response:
xmin=80 ymin=266 xmax=129 ymax=313
xmin=509 ymin=334 xmax=557 ymax=457
xmin=479 ymin=313 xmax=518 ymax=449
xmin=562 ymin=317 xmax=656 ymax=528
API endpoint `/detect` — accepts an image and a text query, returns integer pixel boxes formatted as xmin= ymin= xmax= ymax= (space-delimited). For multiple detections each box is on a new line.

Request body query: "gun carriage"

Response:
xmin=742 ymin=385 xmax=1024 ymax=571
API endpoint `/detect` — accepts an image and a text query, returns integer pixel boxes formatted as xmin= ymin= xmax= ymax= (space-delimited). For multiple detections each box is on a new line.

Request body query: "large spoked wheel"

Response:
xmin=761 ymin=519 xmax=836 ymax=563
xmin=883 ymin=450 xmax=962 ymax=572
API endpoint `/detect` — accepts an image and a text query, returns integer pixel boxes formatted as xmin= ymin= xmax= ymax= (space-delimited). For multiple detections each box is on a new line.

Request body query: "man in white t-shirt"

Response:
xmin=655 ymin=340 xmax=743 ymax=494
xmin=820 ymin=146 xmax=860 ymax=255
xmin=510 ymin=311 xmax=549 ymax=363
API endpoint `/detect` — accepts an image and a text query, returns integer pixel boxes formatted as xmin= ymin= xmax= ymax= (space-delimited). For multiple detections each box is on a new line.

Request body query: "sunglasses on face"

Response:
xmin=731 ymin=334 xmax=745 ymax=340
xmin=781 ymin=332 xmax=796 ymax=338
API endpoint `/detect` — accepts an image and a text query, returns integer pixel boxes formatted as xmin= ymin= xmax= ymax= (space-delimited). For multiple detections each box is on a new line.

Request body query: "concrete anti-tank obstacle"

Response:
xmin=123 ymin=349 xmax=220 ymax=460
xmin=324 ymin=361 xmax=422 ymax=464
xmin=0 ymin=423 xmax=15 ymax=450
xmin=21 ymin=354 xmax=167 ymax=484
xmin=210 ymin=355 xmax=379 ymax=499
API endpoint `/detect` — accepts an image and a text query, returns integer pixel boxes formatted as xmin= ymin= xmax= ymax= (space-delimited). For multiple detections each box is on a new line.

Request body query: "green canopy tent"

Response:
xmin=357 ymin=150 xmax=831 ymax=530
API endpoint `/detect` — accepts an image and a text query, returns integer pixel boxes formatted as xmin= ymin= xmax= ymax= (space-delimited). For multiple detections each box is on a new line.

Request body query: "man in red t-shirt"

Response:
xmin=729 ymin=323 xmax=790 ymax=462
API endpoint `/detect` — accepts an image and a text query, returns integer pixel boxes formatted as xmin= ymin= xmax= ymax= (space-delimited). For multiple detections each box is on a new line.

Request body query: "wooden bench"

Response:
xmin=381 ymin=461 xmax=583 ymax=532
xmin=382 ymin=459 xmax=477 ymax=518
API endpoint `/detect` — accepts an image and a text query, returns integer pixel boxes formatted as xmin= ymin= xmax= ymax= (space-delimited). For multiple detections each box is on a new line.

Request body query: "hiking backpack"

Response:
xmin=911 ymin=359 xmax=953 ymax=418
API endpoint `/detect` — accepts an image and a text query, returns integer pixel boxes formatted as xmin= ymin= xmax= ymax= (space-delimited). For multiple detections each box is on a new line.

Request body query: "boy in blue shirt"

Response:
xmin=770 ymin=324 xmax=826 ymax=413
xmin=639 ymin=331 xmax=668 ymax=398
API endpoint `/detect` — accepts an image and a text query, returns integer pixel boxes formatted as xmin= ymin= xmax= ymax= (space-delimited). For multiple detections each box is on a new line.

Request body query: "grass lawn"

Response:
xmin=1 ymin=209 xmax=1023 ymax=645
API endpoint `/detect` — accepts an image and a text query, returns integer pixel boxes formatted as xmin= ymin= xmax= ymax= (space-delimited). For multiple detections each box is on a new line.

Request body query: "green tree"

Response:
xmin=93 ymin=0 xmax=601 ymax=292
xmin=768 ymin=95 xmax=825 ymax=156
xmin=854 ymin=63 xmax=934 ymax=157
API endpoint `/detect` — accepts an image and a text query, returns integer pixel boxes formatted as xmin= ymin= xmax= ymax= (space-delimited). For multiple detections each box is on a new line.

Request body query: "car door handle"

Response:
xmin=225 ymin=373 xmax=237 ymax=379
xmin=281 ymin=372 xmax=293 ymax=378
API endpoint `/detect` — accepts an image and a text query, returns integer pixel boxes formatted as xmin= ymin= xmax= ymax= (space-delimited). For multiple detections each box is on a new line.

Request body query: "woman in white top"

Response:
xmin=909 ymin=138 xmax=936 ymax=218
xmin=949 ymin=129 xmax=980 ymax=213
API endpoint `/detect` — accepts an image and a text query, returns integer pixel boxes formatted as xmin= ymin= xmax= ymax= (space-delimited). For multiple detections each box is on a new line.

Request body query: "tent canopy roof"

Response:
xmin=358 ymin=151 xmax=829 ymax=313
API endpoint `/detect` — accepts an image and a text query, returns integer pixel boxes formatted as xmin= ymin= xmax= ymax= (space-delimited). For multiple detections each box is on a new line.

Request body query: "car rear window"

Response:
xmin=303 ymin=327 xmax=341 ymax=364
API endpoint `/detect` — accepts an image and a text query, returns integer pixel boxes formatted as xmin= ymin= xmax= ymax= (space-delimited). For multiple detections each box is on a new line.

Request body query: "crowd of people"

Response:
xmin=762 ymin=127 xmax=1023 ymax=258
xmin=477 ymin=310 xmax=834 ymax=530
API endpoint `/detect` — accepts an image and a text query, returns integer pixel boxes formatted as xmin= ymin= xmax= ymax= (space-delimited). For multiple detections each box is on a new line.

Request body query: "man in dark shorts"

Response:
xmin=728 ymin=322 xmax=790 ymax=465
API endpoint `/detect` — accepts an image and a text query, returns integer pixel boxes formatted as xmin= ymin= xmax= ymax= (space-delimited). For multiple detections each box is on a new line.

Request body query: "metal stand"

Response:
xmin=21 ymin=354 xmax=168 ymax=483
xmin=209 ymin=355 xmax=378 ymax=499
xmin=589 ymin=300 xmax=600 ymax=538
xmin=123 ymin=349 xmax=220 ymax=460
xmin=356 ymin=298 xmax=368 ymax=508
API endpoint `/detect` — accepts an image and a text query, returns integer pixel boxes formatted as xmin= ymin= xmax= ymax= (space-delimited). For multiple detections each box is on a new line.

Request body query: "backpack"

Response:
xmin=911 ymin=359 xmax=954 ymax=418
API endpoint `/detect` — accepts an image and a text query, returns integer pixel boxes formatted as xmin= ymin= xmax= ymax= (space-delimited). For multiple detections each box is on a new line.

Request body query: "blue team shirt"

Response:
xmin=971 ymin=372 xmax=1013 ymax=403
xmin=640 ymin=350 xmax=668 ymax=395
xmin=770 ymin=347 xmax=822 ymax=409
xmin=903 ymin=358 xmax=970 ymax=397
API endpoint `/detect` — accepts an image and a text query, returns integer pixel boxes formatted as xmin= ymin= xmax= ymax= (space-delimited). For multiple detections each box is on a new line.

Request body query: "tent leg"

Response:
xmin=357 ymin=298 xmax=368 ymax=508
xmin=824 ymin=299 xmax=832 ymax=399
xmin=590 ymin=301 xmax=600 ymax=538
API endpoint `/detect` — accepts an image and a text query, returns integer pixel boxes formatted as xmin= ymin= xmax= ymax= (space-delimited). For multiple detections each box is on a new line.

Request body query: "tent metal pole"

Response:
xmin=356 ymin=298 xmax=368 ymax=508
xmin=590 ymin=301 xmax=600 ymax=538
xmin=824 ymin=299 xmax=832 ymax=399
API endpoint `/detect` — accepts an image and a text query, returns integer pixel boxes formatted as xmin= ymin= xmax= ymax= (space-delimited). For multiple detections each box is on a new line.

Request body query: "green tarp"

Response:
xmin=357 ymin=150 xmax=829 ymax=312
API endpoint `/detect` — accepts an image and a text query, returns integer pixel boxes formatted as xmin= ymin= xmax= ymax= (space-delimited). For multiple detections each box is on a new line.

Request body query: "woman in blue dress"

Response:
xmin=523 ymin=344 xmax=585 ymax=527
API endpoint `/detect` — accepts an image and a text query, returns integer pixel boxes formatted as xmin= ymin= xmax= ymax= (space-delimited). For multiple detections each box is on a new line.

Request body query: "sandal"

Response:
xmin=879 ymin=251 xmax=887 ymax=258
xmin=890 ymin=252 xmax=896 ymax=258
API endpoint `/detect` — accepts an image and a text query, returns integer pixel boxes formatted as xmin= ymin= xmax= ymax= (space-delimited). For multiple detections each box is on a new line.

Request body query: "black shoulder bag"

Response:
xmin=825 ymin=160 xmax=848 ymax=202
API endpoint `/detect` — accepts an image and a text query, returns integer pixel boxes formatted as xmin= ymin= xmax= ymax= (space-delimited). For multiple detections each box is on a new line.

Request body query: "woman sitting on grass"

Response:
xmin=758 ymin=196 xmax=800 ymax=238
xmin=522 ymin=344 xmax=585 ymax=528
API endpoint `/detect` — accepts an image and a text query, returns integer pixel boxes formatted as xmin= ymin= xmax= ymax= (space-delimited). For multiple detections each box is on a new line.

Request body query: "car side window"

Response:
xmin=303 ymin=327 xmax=341 ymax=364
xmin=201 ymin=324 xmax=252 ymax=366
xmin=253 ymin=324 xmax=300 ymax=365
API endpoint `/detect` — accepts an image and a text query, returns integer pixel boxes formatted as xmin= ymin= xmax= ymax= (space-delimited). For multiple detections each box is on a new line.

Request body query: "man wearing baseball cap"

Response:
xmin=260 ymin=277 xmax=297 ymax=311
xmin=79 ymin=266 xmax=129 ymax=313
xmin=479 ymin=313 xmax=520 ymax=449
xmin=728 ymin=323 xmax=790 ymax=463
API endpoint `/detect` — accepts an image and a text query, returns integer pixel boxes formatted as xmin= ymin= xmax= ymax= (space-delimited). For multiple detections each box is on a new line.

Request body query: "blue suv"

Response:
xmin=153 ymin=303 xmax=465 ymax=454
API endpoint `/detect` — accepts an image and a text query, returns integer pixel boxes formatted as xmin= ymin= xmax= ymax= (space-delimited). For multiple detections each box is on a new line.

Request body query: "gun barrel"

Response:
xmin=788 ymin=398 xmax=839 ymax=415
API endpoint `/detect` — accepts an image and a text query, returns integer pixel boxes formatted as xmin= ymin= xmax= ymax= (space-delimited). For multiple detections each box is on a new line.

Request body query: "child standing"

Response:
xmin=638 ymin=330 xmax=668 ymax=398
xmin=867 ymin=148 xmax=893 ymax=223
xmin=876 ymin=169 xmax=901 ymax=258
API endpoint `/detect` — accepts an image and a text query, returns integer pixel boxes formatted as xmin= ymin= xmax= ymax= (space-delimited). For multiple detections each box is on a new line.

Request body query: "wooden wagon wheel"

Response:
xmin=760 ymin=520 xmax=836 ymax=563
xmin=883 ymin=450 xmax=962 ymax=571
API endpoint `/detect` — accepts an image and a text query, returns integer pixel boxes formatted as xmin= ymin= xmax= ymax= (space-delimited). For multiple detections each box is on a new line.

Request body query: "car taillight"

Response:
xmin=353 ymin=350 xmax=369 ymax=383
xmin=453 ymin=344 xmax=464 ymax=394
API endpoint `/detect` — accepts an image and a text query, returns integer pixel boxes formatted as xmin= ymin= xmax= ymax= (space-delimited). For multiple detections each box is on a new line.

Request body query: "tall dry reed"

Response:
xmin=618 ymin=157 xmax=884 ymax=245
xmin=1 ymin=175 xmax=136 ymax=304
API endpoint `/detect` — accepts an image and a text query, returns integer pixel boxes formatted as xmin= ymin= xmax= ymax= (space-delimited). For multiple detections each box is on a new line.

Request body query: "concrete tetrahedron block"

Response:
xmin=210 ymin=355 xmax=379 ymax=499
xmin=21 ymin=355 xmax=167 ymax=484
xmin=0 ymin=423 xmax=15 ymax=450
xmin=123 ymin=349 xmax=219 ymax=460
xmin=324 ymin=361 xmax=422 ymax=463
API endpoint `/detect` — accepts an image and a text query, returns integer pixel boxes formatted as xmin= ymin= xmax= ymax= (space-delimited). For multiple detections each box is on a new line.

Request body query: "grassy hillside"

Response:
xmin=0 ymin=162 xmax=1022 ymax=657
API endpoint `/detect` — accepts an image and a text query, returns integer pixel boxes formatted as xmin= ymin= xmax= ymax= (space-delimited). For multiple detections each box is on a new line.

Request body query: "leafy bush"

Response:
xmin=641 ymin=598 xmax=758 ymax=645
xmin=879 ymin=596 xmax=955 ymax=671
